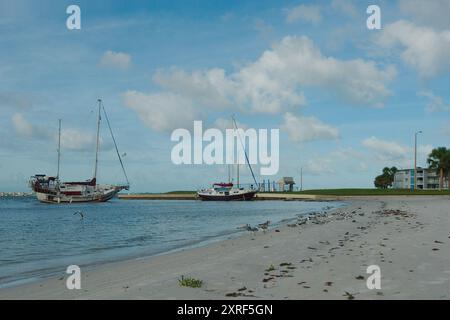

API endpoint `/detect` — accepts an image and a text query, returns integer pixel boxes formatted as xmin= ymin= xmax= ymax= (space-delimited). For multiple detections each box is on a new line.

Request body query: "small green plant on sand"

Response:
xmin=265 ymin=264 xmax=276 ymax=272
xmin=178 ymin=275 xmax=203 ymax=288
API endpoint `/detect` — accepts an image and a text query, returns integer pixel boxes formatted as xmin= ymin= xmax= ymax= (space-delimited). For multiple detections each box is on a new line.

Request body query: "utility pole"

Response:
xmin=414 ymin=131 xmax=422 ymax=190
xmin=300 ymin=167 xmax=303 ymax=191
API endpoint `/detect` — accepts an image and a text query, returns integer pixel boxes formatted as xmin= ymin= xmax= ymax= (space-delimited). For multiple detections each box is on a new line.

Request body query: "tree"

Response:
xmin=374 ymin=166 xmax=398 ymax=189
xmin=427 ymin=147 xmax=450 ymax=190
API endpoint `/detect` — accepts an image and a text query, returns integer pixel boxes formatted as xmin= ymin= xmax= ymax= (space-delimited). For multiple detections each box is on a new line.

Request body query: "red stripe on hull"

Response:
xmin=61 ymin=191 xmax=82 ymax=196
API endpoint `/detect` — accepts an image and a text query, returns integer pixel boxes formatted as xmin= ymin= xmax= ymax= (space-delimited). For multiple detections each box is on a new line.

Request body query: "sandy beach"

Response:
xmin=1 ymin=196 xmax=450 ymax=300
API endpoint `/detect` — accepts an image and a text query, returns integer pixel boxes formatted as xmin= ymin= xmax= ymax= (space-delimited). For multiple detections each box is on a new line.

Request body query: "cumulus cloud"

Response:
xmin=124 ymin=36 xmax=395 ymax=131
xmin=285 ymin=5 xmax=322 ymax=24
xmin=11 ymin=113 xmax=51 ymax=139
xmin=280 ymin=112 xmax=339 ymax=143
xmin=418 ymin=90 xmax=450 ymax=113
xmin=60 ymin=129 xmax=100 ymax=151
xmin=377 ymin=20 xmax=450 ymax=78
xmin=11 ymin=113 xmax=103 ymax=152
xmin=399 ymin=0 xmax=450 ymax=29
xmin=331 ymin=0 xmax=358 ymax=18
xmin=152 ymin=68 xmax=231 ymax=109
xmin=304 ymin=157 xmax=335 ymax=175
xmin=12 ymin=113 xmax=33 ymax=136
xmin=100 ymin=50 xmax=132 ymax=70
xmin=213 ymin=118 xmax=247 ymax=131
xmin=302 ymin=147 xmax=368 ymax=176
xmin=362 ymin=136 xmax=432 ymax=167
xmin=122 ymin=91 xmax=198 ymax=132
xmin=362 ymin=136 xmax=409 ymax=161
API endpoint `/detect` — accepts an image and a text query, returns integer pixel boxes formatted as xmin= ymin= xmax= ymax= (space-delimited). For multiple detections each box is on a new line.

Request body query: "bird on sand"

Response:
xmin=258 ymin=220 xmax=271 ymax=233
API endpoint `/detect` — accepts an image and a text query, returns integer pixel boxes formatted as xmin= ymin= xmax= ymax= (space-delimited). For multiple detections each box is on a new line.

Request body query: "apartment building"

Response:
xmin=393 ymin=168 xmax=445 ymax=190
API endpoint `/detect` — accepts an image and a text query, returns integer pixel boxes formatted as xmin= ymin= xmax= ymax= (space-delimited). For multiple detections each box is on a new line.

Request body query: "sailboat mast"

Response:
xmin=232 ymin=115 xmax=258 ymax=187
xmin=56 ymin=119 xmax=61 ymax=180
xmin=93 ymin=99 xmax=101 ymax=180
xmin=237 ymin=162 xmax=239 ymax=187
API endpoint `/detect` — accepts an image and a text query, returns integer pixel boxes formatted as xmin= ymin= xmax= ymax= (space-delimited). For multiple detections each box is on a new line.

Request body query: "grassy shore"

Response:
xmin=156 ymin=189 xmax=450 ymax=196
xmin=288 ymin=188 xmax=450 ymax=196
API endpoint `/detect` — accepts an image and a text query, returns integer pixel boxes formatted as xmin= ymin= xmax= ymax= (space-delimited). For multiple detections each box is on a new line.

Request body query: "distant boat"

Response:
xmin=29 ymin=99 xmax=129 ymax=204
xmin=197 ymin=182 xmax=257 ymax=201
xmin=197 ymin=116 xmax=259 ymax=201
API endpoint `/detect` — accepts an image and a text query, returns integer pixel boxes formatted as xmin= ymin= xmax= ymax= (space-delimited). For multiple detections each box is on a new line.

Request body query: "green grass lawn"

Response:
xmin=161 ymin=188 xmax=450 ymax=196
xmin=284 ymin=188 xmax=450 ymax=196
xmin=165 ymin=190 xmax=197 ymax=194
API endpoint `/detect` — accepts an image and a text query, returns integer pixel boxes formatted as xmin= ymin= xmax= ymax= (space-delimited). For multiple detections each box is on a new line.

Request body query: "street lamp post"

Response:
xmin=414 ymin=131 xmax=422 ymax=190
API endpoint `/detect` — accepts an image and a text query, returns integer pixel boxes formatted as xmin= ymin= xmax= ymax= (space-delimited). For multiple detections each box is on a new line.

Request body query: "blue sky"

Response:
xmin=1 ymin=0 xmax=450 ymax=192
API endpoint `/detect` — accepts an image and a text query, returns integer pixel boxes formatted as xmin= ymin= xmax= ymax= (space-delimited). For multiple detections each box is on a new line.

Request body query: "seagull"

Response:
xmin=258 ymin=220 xmax=271 ymax=233
xmin=73 ymin=211 xmax=84 ymax=220
xmin=244 ymin=224 xmax=259 ymax=236
xmin=245 ymin=224 xmax=259 ymax=232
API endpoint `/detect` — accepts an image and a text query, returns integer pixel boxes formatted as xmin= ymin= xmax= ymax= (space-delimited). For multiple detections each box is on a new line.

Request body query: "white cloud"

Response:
xmin=124 ymin=36 xmax=395 ymax=131
xmin=122 ymin=90 xmax=198 ymax=132
xmin=281 ymin=112 xmax=339 ymax=143
xmin=11 ymin=113 xmax=52 ymax=140
xmin=362 ymin=136 xmax=410 ymax=162
xmin=213 ymin=118 xmax=247 ymax=131
xmin=12 ymin=113 xmax=33 ymax=136
xmin=153 ymin=68 xmax=231 ymax=109
xmin=11 ymin=113 xmax=102 ymax=152
xmin=285 ymin=5 xmax=322 ymax=25
xmin=100 ymin=50 xmax=132 ymax=70
xmin=331 ymin=0 xmax=358 ymax=18
xmin=60 ymin=129 xmax=96 ymax=151
xmin=301 ymin=147 xmax=368 ymax=177
xmin=399 ymin=0 xmax=450 ymax=29
xmin=304 ymin=158 xmax=335 ymax=175
xmin=362 ymin=136 xmax=432 ymax=167
xmin=418 ymin=90 xmax=450 ymax=113
xmin=377 ymin=20 xmax=450 ymax=78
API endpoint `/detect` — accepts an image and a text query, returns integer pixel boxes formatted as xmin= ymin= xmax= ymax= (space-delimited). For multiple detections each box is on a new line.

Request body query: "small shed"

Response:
xmin=278 ymin=177 xmax=295 ymax=192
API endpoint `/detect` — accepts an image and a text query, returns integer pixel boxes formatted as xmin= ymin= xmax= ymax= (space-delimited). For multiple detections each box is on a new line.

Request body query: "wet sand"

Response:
xmin=1 ymin=196 xmax=450 ymax=299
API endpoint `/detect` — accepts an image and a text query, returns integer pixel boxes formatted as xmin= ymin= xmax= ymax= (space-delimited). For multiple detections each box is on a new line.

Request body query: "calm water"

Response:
xmin=0 ymin=197 xmax=343 ymax=287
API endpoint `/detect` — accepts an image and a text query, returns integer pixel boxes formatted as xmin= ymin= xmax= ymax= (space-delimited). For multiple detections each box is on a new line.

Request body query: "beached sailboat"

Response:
xmin=197 ymin=116 xmax=259 ymax=201
xmin=29 ymin=99 xmax=129 ymax=203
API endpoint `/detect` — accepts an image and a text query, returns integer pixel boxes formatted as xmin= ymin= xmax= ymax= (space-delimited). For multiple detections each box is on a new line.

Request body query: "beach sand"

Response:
xmin=1 ymin=196 xmax=450 ymax=300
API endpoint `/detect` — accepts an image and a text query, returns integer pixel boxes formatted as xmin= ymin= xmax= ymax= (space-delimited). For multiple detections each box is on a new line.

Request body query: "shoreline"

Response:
xmin=117 ymin=193 xmax=336 ymax=201
xmin=1 ymin=196 xmax=450 ymax=299
xmin=0 ymin=200 xmax=344 ymax=290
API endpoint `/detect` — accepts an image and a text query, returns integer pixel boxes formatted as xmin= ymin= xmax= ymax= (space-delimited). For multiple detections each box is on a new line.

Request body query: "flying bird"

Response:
xmin=73 ymin=211 xmax=84 ymax=220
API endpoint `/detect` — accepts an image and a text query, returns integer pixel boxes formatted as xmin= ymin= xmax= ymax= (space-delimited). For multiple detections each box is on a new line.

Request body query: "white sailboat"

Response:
xmin=197 ymin=116 xmax=259 ymax=201
xmin=29 ymin=99 xmax=129 ymax=204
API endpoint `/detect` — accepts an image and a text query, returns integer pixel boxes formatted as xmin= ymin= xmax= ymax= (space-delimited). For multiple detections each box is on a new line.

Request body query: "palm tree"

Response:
xmin=427 ymin=147 xmax=450 ymax=190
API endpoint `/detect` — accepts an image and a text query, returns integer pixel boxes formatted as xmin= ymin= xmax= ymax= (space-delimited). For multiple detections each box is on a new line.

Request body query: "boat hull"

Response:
xmin=197 ymin=190 xmax=257 ymax=201
xmin=35 ymin=188 xmax=120 ymax=204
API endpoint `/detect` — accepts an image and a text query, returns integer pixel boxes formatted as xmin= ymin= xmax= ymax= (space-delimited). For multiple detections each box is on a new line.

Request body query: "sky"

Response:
xmin=1 ymin=0 xmax=450 ymax=192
